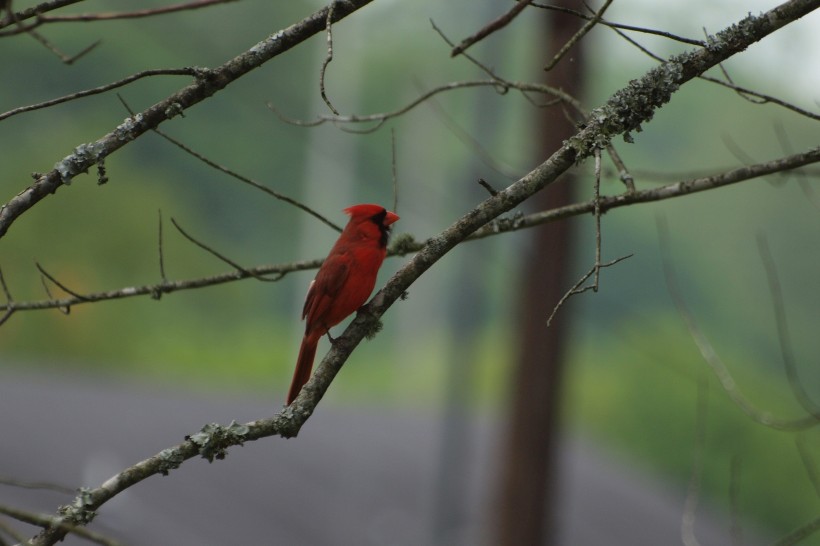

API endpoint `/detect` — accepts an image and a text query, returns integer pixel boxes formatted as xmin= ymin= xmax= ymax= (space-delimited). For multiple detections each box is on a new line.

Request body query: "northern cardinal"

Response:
xmin=287 ymin=204 xmax=399 ymax=404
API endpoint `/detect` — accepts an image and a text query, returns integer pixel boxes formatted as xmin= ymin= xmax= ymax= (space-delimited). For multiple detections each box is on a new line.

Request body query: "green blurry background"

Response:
xmin=1 ymin=0 xmax=818 ymax=539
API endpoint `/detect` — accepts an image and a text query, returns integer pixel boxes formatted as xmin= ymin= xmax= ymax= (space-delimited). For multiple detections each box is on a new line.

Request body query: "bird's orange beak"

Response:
xmin=384 ymin=211 xmax=399 ymax=226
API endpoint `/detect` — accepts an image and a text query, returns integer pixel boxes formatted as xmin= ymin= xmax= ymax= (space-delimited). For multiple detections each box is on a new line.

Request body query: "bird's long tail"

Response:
xmin=287 ymin=333 xmax=319 ymax=404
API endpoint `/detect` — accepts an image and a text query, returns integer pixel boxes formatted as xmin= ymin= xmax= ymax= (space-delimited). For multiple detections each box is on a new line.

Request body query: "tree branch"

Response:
xmin=0 ymin=69 xmax=200 ymax=122
xmin=0 ymin=0 xmax=375 ymax=240
xmin=450 ymin=0 xmax=534 ymax=57
xmin=1 ymin=147 xmax=816 ymax=317
xmin=0 ymin=0 xmax=237 ymax=33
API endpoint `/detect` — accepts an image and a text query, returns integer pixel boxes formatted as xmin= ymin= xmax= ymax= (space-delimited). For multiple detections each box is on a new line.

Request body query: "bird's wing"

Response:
xmin=302 ymin=252 xmax=351 ymax=322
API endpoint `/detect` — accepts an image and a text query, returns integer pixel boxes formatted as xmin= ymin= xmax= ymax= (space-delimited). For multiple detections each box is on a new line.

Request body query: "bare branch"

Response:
xmin=0 ymin=0 xmax=83 ymax=32
xmin=157 ymin=210 xmax=168 ymax=285
xmin=0 ymin=267 xmax=13 ymax=326
xmin=24 ymin=29 xmax=99 ymax=64
xmin=795 ymin=435 xmax=820 ymax=500
xmin=544 ymin=0 xmax=614 ymax=71
xmin=269 ymin=79 xmax=579 ymax=131
xmin=699 ymin=74 xmax=820 ymax=121
xmin=0 ymin=0 xmax=376 ymax=240
xmin=37 ymin=268 xmax=69 ymax=315
xmin=773 ymin=516 xmax=820 ymax=546
xmin=419 ymin=80 xmax=523 ymax=180
xmin=152 ymin=127 xmax=343 ymax=231
xmin=0 ymin=475 xmax=74 ymax=495
xmin=2 ymin=259 xmax=318 ymax=316
xmin=0 ymin=516 xmax=27 ymax=545
xmin=658 ymin=215 xmax=820 ymax=431
xmin=757 ymin=234 xmax=820 ymax=414
xmin=320 ymin=1 xmax=339 ymax=115
xmin=170 ymin=218 xmax=284 ymax=283
xmin=478 ymin=178 xmax=498 ymax=196
xmin=0 ymin=503 xmax=124 ymax=546
xmin=605 ymin=143 xmax=636 ymax=192
xmin=0 ymin=0 xmax=237 ymax=34
xmin=532 ymin=2 xmax=706 ymax=46
xmin=547 ymin=147 xmax=633 ymax=326
xmin=0 ymin=0 xmax=99 ymax=61
xmin=432 ymin=16 xmax=637 ymax=193
xmin=429 ymin=18 xmax=507 ymax=83
xmin=36 ymin=0 xmax=238 ymax=22
xmin=35 ymin=262 xmax=88 ymax=301
xmin=450 ymin=0 xmax=534 ymax=57
xmin=0 ymin=69 xmax=200 ymax=123
xmin=545 ymin=254 xmax=632 ymax=326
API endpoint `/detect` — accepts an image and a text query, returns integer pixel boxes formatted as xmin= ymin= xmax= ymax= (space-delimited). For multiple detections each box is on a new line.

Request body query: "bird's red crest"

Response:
xmin=344 ymin=203 xmax=387 ymax=218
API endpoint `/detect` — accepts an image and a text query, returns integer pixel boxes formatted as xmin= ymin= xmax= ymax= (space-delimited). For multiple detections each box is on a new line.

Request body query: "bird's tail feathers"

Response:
xmin=287 ymin=334 xmax=319 ymax=404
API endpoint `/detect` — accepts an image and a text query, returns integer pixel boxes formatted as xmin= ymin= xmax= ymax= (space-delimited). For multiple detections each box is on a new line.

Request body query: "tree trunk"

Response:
xmin=493 ymin=3 xmax=586 ymax=545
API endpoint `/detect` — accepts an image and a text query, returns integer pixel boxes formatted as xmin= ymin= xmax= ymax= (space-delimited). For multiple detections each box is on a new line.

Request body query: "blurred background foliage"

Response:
xmin=1 ymin=0 xmax=818 ymax=538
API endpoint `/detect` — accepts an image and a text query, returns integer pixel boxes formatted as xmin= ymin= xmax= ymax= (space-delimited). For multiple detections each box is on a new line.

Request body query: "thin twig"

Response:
xmin=608 ymin=20 xmax=666 ymax=62
xmin=547 ymin=147 xmax=632 ymax=326
xmin=544 ymin=0 xmax=613 ymax=71
xmin=0 ymin=0 xmax=99 ymax=62
xmin=605 ymin=143 xmax=636 ymax=192
xmin=773 ymin=516 xmax=820 ymax=546
xmin=0 ymin=267 xmax=13 ymax=326
xmin=0 ymin=504 xmax=124 ymax=546
xmin=36 ymin=262 xmax=88 ymax=301
xmin=757 ymin=234 xmax=820 ymax=415
xmin=531 ymin=2 xmax=705 ymax=46
xmin=37 ymin=269 xmax=69 ymax=315
xmin=117 ymin=89 xmax=330 ymax=225
xmin=606 ymin=20 xmax=820 ymax=122
xmin=0 ymin=475 xmax=75 ymax=495
xmin=419 ymin=80 xmax=522 ymax=181
xmin=429 ymin=18 xmax=506 ymax=84
xmin=157 ymin=210 xmax=168 ymax=286
xmin=319 ymin=1 xmax=339 ymax=115
xmin=170 ymin=218 xmax=285 ymax=282
xmin=658 ymin=214 xmax=820 ymax=431
xmin=0 ymin=69 xmax=200 ymax=123
xmin=545 ymin=254 xmax=632 ymax=326
xmin=152 ymin=127 xmax=342 ymax=232
xmin=433 ymin=17 xmax=635 ymax=193
xmin=702 ymin=75 xmax=820 ymax=121
xmin=269 ymin=79 xmax=577 ymax=130
xmin=0 ymin=0 xmax=236 ymax=35
xmin=37 ymin=0 xmax=238 ymax=22
xmin=450 ymin=0 xmax=534 ymax=57
xmin=0 ymin=517 xmax=27 ymax=545
xmin=795 ymin=434 xmax=820 ymax=500
xmin=477 ymin=178 xmax=498 ymax=196
xmin=0 ymin=0 xmax=376 ymax=241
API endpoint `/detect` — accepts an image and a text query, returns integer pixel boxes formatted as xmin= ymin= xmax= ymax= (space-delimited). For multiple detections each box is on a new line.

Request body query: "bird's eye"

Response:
xmin=370 ymin=209 xmax=387 ymax=226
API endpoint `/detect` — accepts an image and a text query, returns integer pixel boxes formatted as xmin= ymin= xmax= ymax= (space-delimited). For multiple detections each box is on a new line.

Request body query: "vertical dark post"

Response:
xmin=494 ymin=3 xmax=585 ymax=545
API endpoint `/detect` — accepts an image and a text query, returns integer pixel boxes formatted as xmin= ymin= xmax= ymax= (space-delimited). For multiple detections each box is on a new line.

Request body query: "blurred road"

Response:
xmin=0 ymin=370 xmax=754 ymax=545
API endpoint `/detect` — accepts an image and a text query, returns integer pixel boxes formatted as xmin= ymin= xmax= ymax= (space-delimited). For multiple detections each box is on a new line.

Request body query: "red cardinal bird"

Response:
xmin=287 ymin=204 xmax=399 ymax=404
